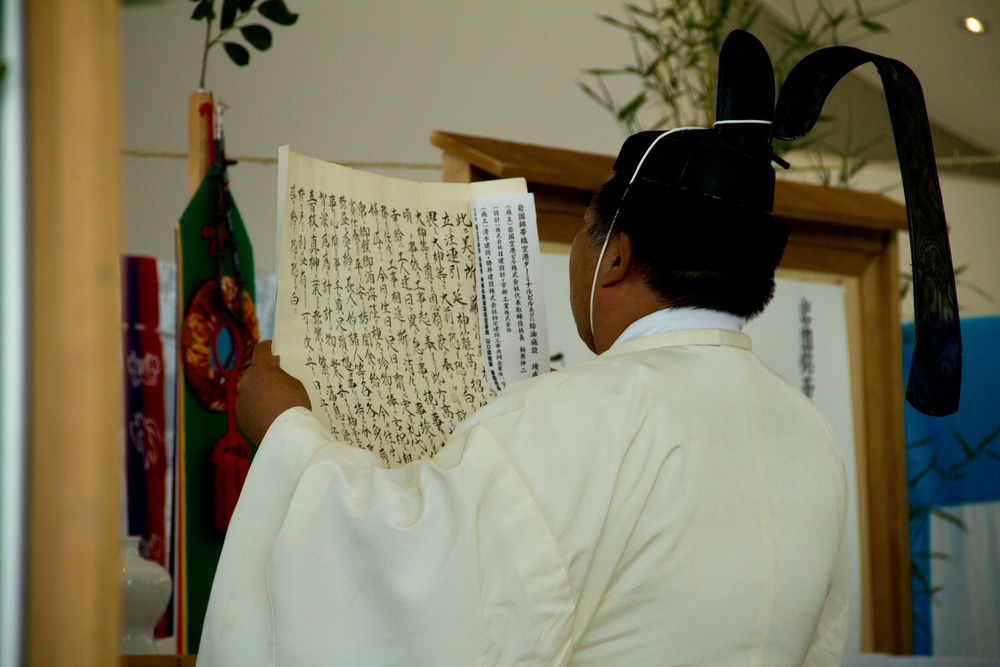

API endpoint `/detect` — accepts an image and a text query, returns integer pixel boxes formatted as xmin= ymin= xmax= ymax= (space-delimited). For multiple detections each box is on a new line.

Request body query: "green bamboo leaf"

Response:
xmin=258 ymin=0 xmax=298 ymax=25
xmin=977 ymin=425 xmax=1000 ymax=450
xmin=577 ymin=83 xmax=615 ymax=111
xmin=191 ymin=0 xmax=214 ymax=21
xmin=932 ymin=508 xmax=967 ymax=532
xmin=596 ymin=15 xmax=625 ymax=30
xmin=223 ymin=41 xmax=250 ymax=66
xmin=641 ymin=55 xmax=663 ymax=76
xmin=221 ymin=0 xmax=240 ymax=30
xmin=631 ymin=23 xmax=661 ymax=44
xmin=946 ymin=462 xmax=966 ymax=476
xmin=617 ymin=92 xmax=647 ymax=122
xmin=860 ymin=19 xmax=888 ymax=33
xmin=241 ymin=24 xmax=272 ymax=50
xmin=238 ymin=0 xmax=254 ymax=11
xmin=624 ymin=3 xmax=655 ymax=19
xmin=831 ymin=13 xmax=849 ymax=30
xmin=952 ymin=430 xmax=976 ymax=462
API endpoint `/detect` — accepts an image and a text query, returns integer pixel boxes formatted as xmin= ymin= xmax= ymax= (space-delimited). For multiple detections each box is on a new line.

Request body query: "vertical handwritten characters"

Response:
xmin=799 ymin=297 xmax=816 ymax=399
xmin=276 ymin=156 xmax=505 ymax=466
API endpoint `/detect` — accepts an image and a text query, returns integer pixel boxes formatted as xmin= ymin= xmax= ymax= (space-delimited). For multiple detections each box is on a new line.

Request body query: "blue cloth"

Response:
xmin=904 ymin=316 xmax=1000 ymax=654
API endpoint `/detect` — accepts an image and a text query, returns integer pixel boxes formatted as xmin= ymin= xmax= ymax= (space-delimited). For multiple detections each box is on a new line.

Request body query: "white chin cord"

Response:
xmin=587 ymin=129 xmax=679 ymax=343
xmin=588 ymin=226 xmax=615 ymax=341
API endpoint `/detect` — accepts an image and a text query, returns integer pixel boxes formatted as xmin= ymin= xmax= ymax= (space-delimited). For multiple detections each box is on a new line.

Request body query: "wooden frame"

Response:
xmin=26 ymin=1 xmax=123 ymax=664
xmin=431 ymin=130 xmax=912 ymax=654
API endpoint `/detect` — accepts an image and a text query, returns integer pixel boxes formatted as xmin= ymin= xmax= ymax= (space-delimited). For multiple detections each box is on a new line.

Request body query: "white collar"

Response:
xmin=611 ymin=307 xmax=744 ymax=348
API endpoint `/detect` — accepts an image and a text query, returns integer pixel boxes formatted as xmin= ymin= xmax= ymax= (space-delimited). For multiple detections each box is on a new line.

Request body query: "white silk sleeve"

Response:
xmin=199 ymin=407 xmax=575 ymax=666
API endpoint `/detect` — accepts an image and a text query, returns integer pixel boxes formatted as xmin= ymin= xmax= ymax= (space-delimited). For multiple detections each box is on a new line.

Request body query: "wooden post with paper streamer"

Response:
xmin=174 ymin=91 xmax=260 ymax=655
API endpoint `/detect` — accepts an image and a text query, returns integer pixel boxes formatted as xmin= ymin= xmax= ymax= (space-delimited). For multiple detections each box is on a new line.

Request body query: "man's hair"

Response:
xmin=586 ymin=172 xmax=789 ymax=320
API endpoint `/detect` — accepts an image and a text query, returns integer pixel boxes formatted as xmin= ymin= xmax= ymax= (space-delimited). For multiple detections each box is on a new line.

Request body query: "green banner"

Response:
xmin=176 ymin=169 xmax=258 ymax=654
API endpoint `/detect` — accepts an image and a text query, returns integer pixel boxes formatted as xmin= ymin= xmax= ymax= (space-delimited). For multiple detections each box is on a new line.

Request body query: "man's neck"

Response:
xmin=592 ymin=283 xmax=670 ymax=353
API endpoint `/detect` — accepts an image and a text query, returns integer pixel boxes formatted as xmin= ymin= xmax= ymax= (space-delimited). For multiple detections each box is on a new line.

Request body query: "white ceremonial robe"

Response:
xmin=200 ymin=328 xmax=848 ymax=666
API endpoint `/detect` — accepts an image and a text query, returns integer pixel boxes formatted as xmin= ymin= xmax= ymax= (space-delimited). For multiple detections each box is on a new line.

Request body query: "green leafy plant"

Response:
xmin=907 ymin=425 xmax=1000 ymax=641
xmin=579 ymin=0 xmax=908 ymax=186
xmin=908 ymin=427 xmax=1000 ymax=546
xmin=190 ymin=0 xmax=299 ymax=89
xmin=579 ymin=0 xmax=759 ymax=134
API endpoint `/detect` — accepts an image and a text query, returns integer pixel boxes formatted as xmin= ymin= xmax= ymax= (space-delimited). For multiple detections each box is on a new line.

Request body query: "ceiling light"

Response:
xmin=963 ymin=16 xmax=987 ymax=34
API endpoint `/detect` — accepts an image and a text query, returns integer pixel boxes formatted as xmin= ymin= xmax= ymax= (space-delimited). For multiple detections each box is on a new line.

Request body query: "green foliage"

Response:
xmin=579 ymin=0 xmax=909 ymax=185
xmin=189 ymin=0 xmax=299 ymax=88
xmin=907 ymin=425 xmax=1000 ymax=608
xmin=580 ymin=0 xmax=760 ymax=133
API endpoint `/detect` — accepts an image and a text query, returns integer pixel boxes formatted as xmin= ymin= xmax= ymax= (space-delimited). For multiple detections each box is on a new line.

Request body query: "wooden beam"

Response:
xmin=430 ymin=130 xmax=614 ymax=191
xmin=430 ymin=131 xmax=907 ymax=234
xmin=26 ymin=0 xmax=123 ymax=664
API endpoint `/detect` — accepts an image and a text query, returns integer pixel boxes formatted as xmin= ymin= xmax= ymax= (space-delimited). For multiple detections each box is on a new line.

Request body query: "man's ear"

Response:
xmin=597 ymin=231 xmax=634 ymax=287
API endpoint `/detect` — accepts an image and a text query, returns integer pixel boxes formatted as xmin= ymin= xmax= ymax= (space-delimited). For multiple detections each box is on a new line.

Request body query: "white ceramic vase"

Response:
xmin=120 ymin=536 xmax=172 ymax=655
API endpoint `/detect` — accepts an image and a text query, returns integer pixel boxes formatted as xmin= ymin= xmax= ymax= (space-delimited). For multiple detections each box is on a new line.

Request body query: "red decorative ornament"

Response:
xmin=181 ymin=275 xmax=259 ymax=531
xmin=181 ymin=276 xmax=258 ymax=410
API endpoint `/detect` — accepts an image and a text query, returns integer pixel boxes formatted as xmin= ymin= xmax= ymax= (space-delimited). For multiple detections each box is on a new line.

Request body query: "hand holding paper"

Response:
xmin=236 ymin=340 xmax=311 ymax=445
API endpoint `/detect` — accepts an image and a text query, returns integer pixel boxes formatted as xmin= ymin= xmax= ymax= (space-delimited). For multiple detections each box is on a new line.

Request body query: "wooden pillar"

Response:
xmin=25 ymin=0 xmax=123 ymax=664
xmin=857 ymin=233 xmax=912 ymax=652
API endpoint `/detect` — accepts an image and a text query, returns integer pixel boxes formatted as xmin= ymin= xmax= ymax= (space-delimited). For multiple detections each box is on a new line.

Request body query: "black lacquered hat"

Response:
xmin=609 ymin=29 xmax=961 ymax=416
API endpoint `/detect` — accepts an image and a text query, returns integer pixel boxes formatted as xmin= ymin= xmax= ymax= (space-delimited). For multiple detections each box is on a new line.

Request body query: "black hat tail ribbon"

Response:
xmin=773 ymin=46 xmax=961 ymax=416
